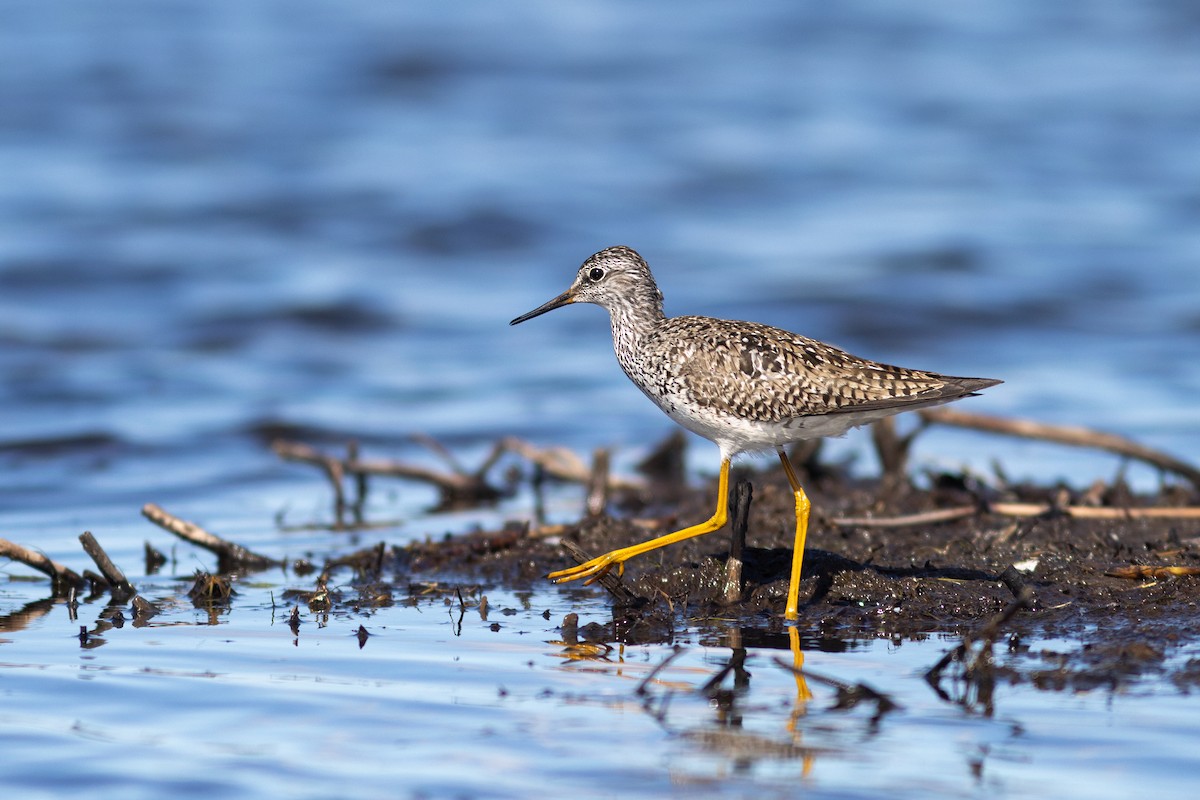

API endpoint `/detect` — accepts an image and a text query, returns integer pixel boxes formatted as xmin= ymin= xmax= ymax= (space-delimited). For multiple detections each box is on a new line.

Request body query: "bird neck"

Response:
xmin=608 ymin=294 xmax=665 ymax=365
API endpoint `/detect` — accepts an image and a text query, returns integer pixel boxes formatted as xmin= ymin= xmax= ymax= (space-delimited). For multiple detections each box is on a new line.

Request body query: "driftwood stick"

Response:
xmin=499 ymin=437 xmax=643 ymax=492
xmin=78 ymin=531 xmax=135 ymax=596
xmin=344 ymin=457 xmax=482 ymax=488
xmin=274 ymin=439 xmax=504 ymax=510
xmin=347 ymin=440 xmax=368 ymax=508
xmin=723 ymin=480 xmax=752 ymax=604
xmin=833 ymin=502 xmax=1200 ymax=528
xmin=560 ymin=539 xmax=641 ymax=606
xmin=586 ymin=448 xmax=611 ymax=518
xmin=0 ymin=537 xmax=86 ymax=594
xmin=141 ymin=504 xmax=281 ymax=572
xmin=920 ymin=408 xmax=1200 ymax=489
xmin=272 ymin=440 xmax=347 ymax=513
xmin=411 ymin=432 xmax=467 ymax=474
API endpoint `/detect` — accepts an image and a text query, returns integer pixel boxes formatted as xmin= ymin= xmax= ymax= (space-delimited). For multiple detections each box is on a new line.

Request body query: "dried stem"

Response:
xmin=141 ymin=504 xmax=281 ymax=572
xmin=585 ymin=448 xmax=611 ymax=518
xmin=0 ymin=537 xmax=85 ymax=595
xmin=723 ymin=480 xmax=752 ymax=605
xmin=833 ymin=502 xmax=1200 ymax=528
xmin=920 ymin=408 xmax=1200 ymax=489
xmin=79 ymin=531 xmax=135 ymax=597
xmin=560 ymin=539 xmax=641 ymax=606
xmin=272 ymin=440 xmax=347 ymax=515
xmin=274 ymin=438 xmax=504 ymax=512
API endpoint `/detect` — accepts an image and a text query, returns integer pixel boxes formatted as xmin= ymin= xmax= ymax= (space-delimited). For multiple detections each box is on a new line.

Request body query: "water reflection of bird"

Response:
xmin=511 ymin=246 xmax=1000 ymax=620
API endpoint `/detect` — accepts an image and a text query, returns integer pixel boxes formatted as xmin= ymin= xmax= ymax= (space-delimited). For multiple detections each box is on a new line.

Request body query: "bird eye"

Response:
xmin=588 ymin=267 xmax=605 ymax=281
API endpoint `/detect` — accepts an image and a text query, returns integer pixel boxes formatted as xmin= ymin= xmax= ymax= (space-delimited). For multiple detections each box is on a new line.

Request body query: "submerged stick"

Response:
xmin=0 ymin=537 xmax=86 ymax=595
xmin=79 ymin=531 xmax=135 ymax=597
xmin=141 ymin=504 xmax=281 ymax=572
xmin=921 ymin=408 xmax=1200 ymax=489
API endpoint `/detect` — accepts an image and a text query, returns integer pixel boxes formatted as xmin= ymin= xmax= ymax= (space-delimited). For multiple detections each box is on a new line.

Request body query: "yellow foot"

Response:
xmin=547 ymin=548 xmax=632 ymax=585
xmin=548 ymin=456 xmax=732 ymax=587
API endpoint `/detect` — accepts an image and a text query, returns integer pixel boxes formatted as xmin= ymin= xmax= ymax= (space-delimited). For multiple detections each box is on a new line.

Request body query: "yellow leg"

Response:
xmin=548 ymin=458 xmax=731 ymax=585
xmin=777 ymin=449 xmax=811 ymax=621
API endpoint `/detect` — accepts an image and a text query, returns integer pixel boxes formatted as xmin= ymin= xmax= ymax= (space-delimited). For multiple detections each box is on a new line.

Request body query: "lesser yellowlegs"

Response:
xmin=510 ymin=246 xmax=1001 ymax=620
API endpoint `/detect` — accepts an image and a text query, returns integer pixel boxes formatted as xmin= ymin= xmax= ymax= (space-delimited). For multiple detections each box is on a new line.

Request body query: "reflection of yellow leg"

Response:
xmin=549 ymin=458 xmax=731 ymax=585
xmin=787 ymin=626 xmax=816 ymax=778
xmin=788 ymin=625 xmax=813 ymax=703
xmin=777 ymin=449 xmax=811 ymax=621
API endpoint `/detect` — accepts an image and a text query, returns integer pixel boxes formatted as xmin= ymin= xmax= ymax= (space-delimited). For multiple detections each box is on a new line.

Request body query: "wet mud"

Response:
xmin=404 ymin=459 xmax=1200 ymax=691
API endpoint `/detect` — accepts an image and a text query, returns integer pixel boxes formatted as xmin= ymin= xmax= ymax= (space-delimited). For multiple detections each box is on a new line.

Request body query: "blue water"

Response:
xmin=2 ymin=1 xmax=1199 ymax=797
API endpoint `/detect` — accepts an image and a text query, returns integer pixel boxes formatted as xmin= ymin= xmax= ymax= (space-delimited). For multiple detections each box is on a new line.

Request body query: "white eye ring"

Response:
xmin=588 ymin=267 xmax=605 ymax=281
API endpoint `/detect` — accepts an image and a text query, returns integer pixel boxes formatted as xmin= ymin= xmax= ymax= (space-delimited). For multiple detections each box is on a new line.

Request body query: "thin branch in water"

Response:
xmin=78 ymin=531 xmax=136 ymax=599
xmin=272 ymin=440 xmax=348 ymax=520
xmin=141 ymin=504 xmax=281 ymax=572
xmin=0 ymin=537 xmax=85 ymax=595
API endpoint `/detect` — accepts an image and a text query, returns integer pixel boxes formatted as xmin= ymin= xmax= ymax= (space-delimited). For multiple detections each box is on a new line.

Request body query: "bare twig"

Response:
xmin=347 ymin=440 xmax=368 ymax=513
xmin=271 ymin=440 xmax=348 ymax=515
xmin=833 ymin=502 xmax=1200 ymax=528
xmin=871 ymin=416 xmax=926 ymax=486
xmin=499 ymin=437 xmax=643 ymax=492
xmin=141 ymin=504 xmax=281 ymax=572
xmin=79 ymin=531 xmax=135 ymax=598
xmin=586 ymin=448 xmax=611 ymax=518
xmin=1107 ymin=565 xmax=1200 ymax=579
xmin=559 ymin=539 xmax=641 ymax=606
xmin=273 ymin=438 xmax=503 ymax=511
xmin=411 ymin=432 xmax=467 ymax=473
xmin=723 ymin=480 xmax=752 ymax=605
xmin=920 ymin=408 xmax=1200 ymax=489
xmin=636 ymin=430 xmax=687 ymax=489
xmin=0 ymin=537 xmax=85 ymax=595
xmin=344 ymin=456 xmax=499 ymax=495
xmin=926 ymin=586 xmax=1035 ymax=683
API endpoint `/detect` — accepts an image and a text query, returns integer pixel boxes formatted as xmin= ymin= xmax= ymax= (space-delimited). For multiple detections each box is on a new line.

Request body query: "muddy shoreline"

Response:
xmin=405 ymin=454 xmax=1200 ymax=692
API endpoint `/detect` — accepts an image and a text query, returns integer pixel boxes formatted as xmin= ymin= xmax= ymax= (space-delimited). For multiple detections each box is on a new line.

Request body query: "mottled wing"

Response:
xmin=662 ymin=317 xmax=972 ymax=423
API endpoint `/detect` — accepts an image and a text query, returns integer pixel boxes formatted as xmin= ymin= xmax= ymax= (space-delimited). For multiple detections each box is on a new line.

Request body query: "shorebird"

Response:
xmin=510 ymin=246 xmax=1000 ymax=620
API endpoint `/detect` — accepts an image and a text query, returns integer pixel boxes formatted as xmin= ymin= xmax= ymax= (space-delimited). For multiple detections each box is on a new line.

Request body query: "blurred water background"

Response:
xmin=2 ymin=2 xmax=1199 ymax=798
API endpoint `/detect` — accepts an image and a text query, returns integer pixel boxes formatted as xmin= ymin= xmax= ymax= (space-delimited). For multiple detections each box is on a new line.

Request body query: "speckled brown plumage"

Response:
xmin=511 ymin=245 xmax=1000 ymax=460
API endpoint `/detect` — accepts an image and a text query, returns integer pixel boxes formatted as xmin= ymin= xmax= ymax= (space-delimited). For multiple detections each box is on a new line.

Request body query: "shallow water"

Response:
xmin=4 ymin=578 xmax=1197 ymax=800
xmin=2 ymin=1 xmax=1199 ymax=797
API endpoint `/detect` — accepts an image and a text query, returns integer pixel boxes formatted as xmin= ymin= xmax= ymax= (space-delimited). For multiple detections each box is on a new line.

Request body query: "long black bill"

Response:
xmin=509 ymin=289 xmax=576 ymax=325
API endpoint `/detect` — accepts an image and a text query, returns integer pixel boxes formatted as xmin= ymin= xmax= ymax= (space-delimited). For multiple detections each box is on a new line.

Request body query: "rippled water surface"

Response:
xmin=2 ymin=1 xmax=1199 ymax=797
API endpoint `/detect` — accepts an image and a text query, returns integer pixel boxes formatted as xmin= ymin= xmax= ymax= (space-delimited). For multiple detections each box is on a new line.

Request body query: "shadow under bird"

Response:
xmin=511 ymin=246 xmax=1001 ymax=621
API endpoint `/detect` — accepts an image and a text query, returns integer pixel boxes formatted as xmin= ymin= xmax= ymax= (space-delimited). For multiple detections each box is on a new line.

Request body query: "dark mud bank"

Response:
xmin=405 ymin=461 xmax=1200 ymax=691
